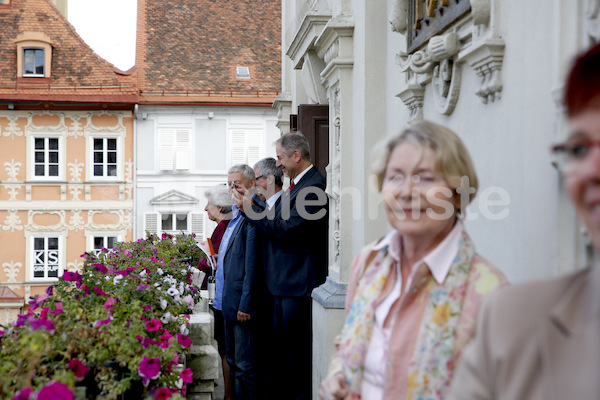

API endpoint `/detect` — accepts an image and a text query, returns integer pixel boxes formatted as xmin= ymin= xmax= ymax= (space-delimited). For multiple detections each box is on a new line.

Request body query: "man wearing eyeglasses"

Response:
xmin=253 ymin=157 xmax=284 ymax=209
xmin=448 ymin=43 xmax=600 ymax=400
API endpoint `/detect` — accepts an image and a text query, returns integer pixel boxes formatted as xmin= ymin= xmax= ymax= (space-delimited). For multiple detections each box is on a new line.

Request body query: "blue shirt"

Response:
xmin=212 ymin=204 xmax=242 ymax=311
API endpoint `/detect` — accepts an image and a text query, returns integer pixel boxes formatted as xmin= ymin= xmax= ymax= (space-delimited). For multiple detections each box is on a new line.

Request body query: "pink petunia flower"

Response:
xmin=62 ymin=271 xmax=80 ymax=282
xmin=50 ymin=302 xmax=64 ymax=315
xmin=11 ymin=387 xmax=32 ymax=400
xmin=37 ymin=382 xmax=74 ymax=400
xmin=104 ymin=298 xmax=117 ymax=309
xmin=139 ymin=356 xmax=161 ymax=380
xmin=180 ymin=368 xmax=193 ymax=383
xmin=146 ymin=319 xmax=162 ymax=332
xmin=137 ymin=283 xmax=149 ymax=291
xmin=93 ymin=286 xmax=108 ymax=297
xmin=176 ymin=333 xmax=192 ymax=348
xmin=94 ymin=316 xmax=112 ymax=328
xmin=154 ymin=387 xmax=172 ymax=400
xmin=68 ymin=359 xmax=90 ymax=379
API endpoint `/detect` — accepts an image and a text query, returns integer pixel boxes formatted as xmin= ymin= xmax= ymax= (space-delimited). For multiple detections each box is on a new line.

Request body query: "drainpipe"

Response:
xmin=133 ymin=104 xmax=138 ymax=240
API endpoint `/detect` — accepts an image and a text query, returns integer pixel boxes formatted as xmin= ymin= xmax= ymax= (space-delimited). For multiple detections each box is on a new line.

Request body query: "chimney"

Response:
xmin=50 ymin=0 xmax=68 ymax=19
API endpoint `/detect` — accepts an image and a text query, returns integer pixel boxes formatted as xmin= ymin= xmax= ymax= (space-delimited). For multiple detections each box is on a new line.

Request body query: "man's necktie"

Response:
xmin=289 ymin=180 xmax=295 ymax=191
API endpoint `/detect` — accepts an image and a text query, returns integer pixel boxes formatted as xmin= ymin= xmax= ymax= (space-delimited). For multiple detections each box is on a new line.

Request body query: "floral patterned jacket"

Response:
xmin=327 ymin=228 xmax=507 ymax=399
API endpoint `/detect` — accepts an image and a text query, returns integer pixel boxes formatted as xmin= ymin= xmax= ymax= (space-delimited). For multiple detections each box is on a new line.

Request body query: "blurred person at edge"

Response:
xmin=319 ymin=120 xmax=507 ymax=400
xmin=198 ymin=184 xmax=233 ymax=400
xmin=221 ymin=164 xmax=261 ymax=399
xmin=448 ymin=42 xmax=600 ymax=400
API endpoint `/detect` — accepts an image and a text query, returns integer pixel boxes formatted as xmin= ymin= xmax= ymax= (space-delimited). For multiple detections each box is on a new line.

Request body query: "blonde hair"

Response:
xmin=374 ymin=120 xmax=479 ymax=207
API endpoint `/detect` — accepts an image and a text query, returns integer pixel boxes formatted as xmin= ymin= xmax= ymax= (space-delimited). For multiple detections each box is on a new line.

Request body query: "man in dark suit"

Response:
xmin=221 ymin=163 xmax=260 ymax=400
xmin=238 ymin=132 xmax=329 ymax=400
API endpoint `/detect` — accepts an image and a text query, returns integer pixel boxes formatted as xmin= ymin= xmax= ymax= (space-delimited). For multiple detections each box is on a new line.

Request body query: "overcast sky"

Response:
xmin=67 ymin=0 xmax=137 ymax=71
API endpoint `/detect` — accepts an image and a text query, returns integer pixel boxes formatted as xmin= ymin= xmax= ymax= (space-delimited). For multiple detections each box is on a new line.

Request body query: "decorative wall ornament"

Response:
xmin=4 ymin=115 xmax=23 ymax=139
xmin=25 ymin=111 xmax=67 ymax=133
xmin=394 ymin=0 xmax=505 ymax=116
xmin=68 ymin=210 xmax=85 ymax=231
xmin=125 ymin=160 xmax=134 ymax=183
xmin=3 ymin=210 xmax=23 ymax=233
xmin=69 ymin=186 xmax=83 ymax=201
xmin=87 ymin=210 xmax=129 ymax=230
xmin=68 ymin=115 xmax=85 ymax=138
xmin=5 ymin=185 xmax=21 ymax=201
xmin=83 ymin=111 xmax=126 ymax=134
xmin=66 ymin=259 xmax=84 ymax=273
xmin=4 ymin=159 xmax=21 ymax=181
xmin=26 ymin=210 xmax=67 ymax=232
xmin=585 ymin=0 xmax=600 ymax=42
xmin=68 ymin=159 xmax=85 ymax=182
xmin=3 ymin=261 xmax=22 ymax=283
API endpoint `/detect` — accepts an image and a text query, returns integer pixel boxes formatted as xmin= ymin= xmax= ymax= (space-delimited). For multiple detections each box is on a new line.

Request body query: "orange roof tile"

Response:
xmin=0 ymin=0 xmax=137 ymax=103
xmin=137 ymin=0 xmax=281 ymax=104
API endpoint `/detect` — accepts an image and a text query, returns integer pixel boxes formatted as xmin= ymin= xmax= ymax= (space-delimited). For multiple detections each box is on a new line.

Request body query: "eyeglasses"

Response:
xmin=255 ymin=175 xmax=267 ymax=180
xmin=382 ymin=173 xmax=445 ymax=188
xmin=551 ymin=138 xmax=600 ymax=172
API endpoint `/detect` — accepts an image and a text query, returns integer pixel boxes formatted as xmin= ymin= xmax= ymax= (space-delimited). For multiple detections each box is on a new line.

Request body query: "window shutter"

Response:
xmin=175 ymin=129 xmax=190 ymax=170
xmin=191 ymin=213 xmax=205 ymax=242
xmin=247 ymin=130 xmax=262 ymax=167
xmin=144 ymin=212 xmax=159 ymax=236
xmin=231 ymin=130 xmax=246 ymax=165
xmin=159 ymin=129 xmax=175 ymax=170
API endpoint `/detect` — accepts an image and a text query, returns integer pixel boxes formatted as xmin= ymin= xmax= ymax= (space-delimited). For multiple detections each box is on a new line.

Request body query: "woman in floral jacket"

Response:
xmin=319 ymin=120 xmax=507 ymax=400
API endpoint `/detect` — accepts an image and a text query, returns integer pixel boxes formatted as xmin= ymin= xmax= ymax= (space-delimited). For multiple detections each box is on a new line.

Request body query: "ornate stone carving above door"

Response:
xmin=393 ymin=0 xmax=505 ymax=118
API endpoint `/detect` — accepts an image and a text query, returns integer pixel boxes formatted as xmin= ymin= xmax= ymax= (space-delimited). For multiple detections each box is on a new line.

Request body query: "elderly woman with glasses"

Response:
xmin=448 ymin=43 xmax=600 ymax=400
xmin=319 ymin=120 xmax=507 ymax=400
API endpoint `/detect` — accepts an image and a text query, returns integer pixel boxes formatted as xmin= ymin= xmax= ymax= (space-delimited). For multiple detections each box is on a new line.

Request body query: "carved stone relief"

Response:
xmin=66 ymin=259 xmax=84 ymax=273
xmin=394 ymin=0 xmax=505 ymax=118
xmin=586 ymin=0 xmax=600 ymax=42
xmin=68 ymin=115 xmax=85 ymax=138
xmin=6 ymin=185 xmax=21 ymax=201
xmin=68 ymin=210 xmax=85 ymax=231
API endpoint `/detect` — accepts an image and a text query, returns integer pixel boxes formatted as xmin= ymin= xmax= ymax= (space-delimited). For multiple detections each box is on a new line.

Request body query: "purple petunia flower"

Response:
xmin=94 ymin=316 xmax=112 ymax=328
xmin=68 ymin=359 xmax=90 ymax=379
xmin=92 ymin=263 xmax=108 ymax=274
xmin=176 ymin=333 xmax=192 ymax=348
xmin=29 ymin=317 xmax=55 ymax=333
xmin=62 ymin=271 xmax=80 ymax=282
xmin=11 ymin=387 xmax=32 ymax=400
xmin=93 ymin=286 xmax=108 ymax=297
xmin=37 ymin=382 xmax=74 ymax=400
xmin=136 ymin=283 xmax=149 ymax=291
xmin=180 ymin=368 xmax=193 ymax=383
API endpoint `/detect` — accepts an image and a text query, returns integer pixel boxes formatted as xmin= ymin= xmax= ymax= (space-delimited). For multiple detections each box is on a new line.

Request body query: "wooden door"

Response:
xmin=297 ymin=104 xmax=329 ymax=176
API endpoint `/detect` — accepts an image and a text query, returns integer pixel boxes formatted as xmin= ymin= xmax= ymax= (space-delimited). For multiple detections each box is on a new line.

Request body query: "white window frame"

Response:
xmin=29 ymin=235 xmax=63 ymax=282
xmin=89 ymin=135 xmax=121 ymax=181
xmin=90 ymin=234 xmax=121 ymax=256
xmin=30 ymin=135 xmax=63 ymax=181
xmin=160 ymin=212 xmax=189 ymax=234
xmin=144 ymin=212 xmax=204 ymax=240
xmin=23 ymin=47 xmax=45 ymax=77
xmin=235 ymin=66 xmax=251 ymax=79
xmin=158 ymin=128 xmax=191 ymax=171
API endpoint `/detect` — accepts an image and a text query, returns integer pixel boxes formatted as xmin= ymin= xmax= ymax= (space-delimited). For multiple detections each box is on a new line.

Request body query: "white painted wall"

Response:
xmin=134 ymin=105 xmax=279 ymax=241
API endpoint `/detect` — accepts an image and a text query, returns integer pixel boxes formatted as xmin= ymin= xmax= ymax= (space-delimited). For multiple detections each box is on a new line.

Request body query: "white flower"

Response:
xmin=160 ymin=298 xmax=168 ymax=310
xmin=113 ymin=275 xmax=123 ymax=285
xmin=178 ymin=282 xmax=185 ymax=295
xmin=181 ymin=269 xmax=187 ymax=275
xmin=180 ymin=324 xmax=189 ymax=335
xmin=157 ymin=268 xmax=164 ymax=275
xmin=190 ymin=267 xmax=200 ymax=275
xmin=160 ymin=312 xmax=174 ymax=324
xmin=167 ymin=287 xmax=179 ymax=297
xmin=139 ymin=270 xmax=147 ymax=278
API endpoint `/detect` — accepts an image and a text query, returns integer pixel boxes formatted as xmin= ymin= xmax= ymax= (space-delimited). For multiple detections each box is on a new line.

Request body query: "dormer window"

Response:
xmin=23 ymin=48 xmax=45 ymax=76
xmin=15 ymin=32 xmax=53 ymax=78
